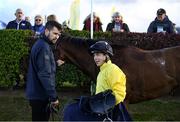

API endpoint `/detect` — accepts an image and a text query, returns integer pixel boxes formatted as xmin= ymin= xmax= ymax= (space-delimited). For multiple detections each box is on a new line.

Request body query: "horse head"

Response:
xmin=55 ymin=34 xmax=99 ymax=81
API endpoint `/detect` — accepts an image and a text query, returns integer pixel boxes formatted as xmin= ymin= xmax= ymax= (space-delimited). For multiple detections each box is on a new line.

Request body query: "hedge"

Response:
xmin=0 ymin=29 xmax=32 ymax=88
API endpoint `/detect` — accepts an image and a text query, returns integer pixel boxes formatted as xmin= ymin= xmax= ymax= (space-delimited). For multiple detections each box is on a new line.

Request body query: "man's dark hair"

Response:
xmin=157 ymin=8 xmax=166 ymax=15
xmin=45 ymin=21 xmax=62 ymax=31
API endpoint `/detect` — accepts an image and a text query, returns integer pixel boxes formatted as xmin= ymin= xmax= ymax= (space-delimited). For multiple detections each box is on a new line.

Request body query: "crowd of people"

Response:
xmin=0 ymin=9 xmax=58 ymax=36
xmin=0 ymin=8 xmax=179 ymax=34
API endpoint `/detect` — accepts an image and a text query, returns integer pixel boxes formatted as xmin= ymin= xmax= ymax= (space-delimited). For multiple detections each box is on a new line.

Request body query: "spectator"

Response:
xmin=82 ymin=12 xmax=103 ymax=32
xmin=32 ymin=15 xmax=45 ymax=35
xmin=0 ymin=20 xmax=6 ymax=29
xmin=26 ymin=21 xmax=62 ymax=121
xmin=6 ymin=8 xmax=32 ymax=30
xmin=147 ymin=8 xmax=175 ymax=34
xmin=62 ymin=20 xmax=71 ymax=30
xmin=47 ymin=14 xmax=57 ymax=22
xmin=106 ymin=12 xmax=130 ymax=32
xmin=25 ymin=16 xmax=31 ymax=23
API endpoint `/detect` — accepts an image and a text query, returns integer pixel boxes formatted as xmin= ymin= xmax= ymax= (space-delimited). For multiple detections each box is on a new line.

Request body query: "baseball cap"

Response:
xmin=157 ymin=8 xmax=166 ymax=15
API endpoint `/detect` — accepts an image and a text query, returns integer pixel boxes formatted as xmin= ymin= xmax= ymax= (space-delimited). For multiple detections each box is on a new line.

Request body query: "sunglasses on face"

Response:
xmin=35 ymin=19 xmax=42 ymax=21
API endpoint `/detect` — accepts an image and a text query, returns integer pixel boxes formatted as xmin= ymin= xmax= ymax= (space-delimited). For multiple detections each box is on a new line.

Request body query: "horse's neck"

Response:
xmin=63 ymin=36 xmax=98 ymax=81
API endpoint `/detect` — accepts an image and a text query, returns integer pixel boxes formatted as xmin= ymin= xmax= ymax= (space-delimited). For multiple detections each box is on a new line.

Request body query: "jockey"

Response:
xmin=89 ymin=41 xmax=126 ymax=105
xmin=63 ymin=41 xmax=132 ymax=121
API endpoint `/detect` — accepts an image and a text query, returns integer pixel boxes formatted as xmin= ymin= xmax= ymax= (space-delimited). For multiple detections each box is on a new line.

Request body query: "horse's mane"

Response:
xmin=57 ymin=34 xmax=96 ymax=48
xmin=57 ymin=34 xmax=132 ymax=51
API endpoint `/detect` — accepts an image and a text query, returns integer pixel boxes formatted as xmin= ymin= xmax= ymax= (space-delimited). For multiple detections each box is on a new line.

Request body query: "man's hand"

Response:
xmin=57 ymin=59 xmax=65 ymax=66
xmin=51 ymin=99 xmax=59 ymax=107
xmin=50 ymin=100 xmax=59 ymax=114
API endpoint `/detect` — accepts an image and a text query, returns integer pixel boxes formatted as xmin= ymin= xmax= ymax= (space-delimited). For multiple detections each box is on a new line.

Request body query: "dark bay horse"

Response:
xmin=55 ymin=34 xmax=180 ymax=103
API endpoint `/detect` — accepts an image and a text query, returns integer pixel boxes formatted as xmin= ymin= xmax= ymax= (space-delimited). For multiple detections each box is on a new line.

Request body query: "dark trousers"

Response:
xmin=29 ymin=100 xmax=50 ymax=121
xmin=63 ymin=102 xmax=132 ymax=121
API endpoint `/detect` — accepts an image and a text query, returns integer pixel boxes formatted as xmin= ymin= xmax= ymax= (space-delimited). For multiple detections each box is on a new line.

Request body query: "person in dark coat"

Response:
xmin=106 ymin=12 xmax=130 ymax=32
xmin=147 ymin=8 xmax=175 ymax=34
xmin=6 ymin=8 xmax=32 ymax=30
xmin=26 ymin=21 xmax=62 ymax=121
xmin=83 ymin=12 xmax=103 ymax=32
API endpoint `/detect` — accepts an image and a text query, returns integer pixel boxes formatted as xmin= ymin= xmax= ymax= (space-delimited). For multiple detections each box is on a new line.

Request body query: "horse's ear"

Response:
xmin=86 ymin=39 xmax=96 ymax=47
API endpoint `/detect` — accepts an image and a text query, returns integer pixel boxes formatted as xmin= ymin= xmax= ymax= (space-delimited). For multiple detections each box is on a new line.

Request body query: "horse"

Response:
xmin=55 ymin=34 xmax=180 ymax=103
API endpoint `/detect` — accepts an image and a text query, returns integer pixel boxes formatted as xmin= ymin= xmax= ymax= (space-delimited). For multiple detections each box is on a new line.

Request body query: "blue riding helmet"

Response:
xmin=89 ymin=41 xmax=113 ymax=56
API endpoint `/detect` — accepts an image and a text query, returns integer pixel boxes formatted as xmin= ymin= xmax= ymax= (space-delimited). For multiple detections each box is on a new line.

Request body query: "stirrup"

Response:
xmin=103 ymin=117 xmax=113 ymax=122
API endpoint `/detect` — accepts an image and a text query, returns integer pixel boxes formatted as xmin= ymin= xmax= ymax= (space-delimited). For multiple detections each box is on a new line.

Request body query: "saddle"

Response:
xmin=79 ymin=89 xmax=116 ymax=115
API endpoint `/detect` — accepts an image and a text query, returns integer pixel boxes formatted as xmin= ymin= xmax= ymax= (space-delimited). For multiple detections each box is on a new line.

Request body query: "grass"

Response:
xmin=0 ymin=89 xmax=180 ymax=121
xmin=128 ymin=99 xmax=180 ymax=121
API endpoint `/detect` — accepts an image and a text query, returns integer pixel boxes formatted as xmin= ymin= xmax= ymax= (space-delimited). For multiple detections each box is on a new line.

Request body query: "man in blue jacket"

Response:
xmin=26 ymin=21 xmax=62 ymax=121
xmin=147 ymin=8 xmax=175 ymax=34
xmin=6 ymin=8 xmax=32 ymax=30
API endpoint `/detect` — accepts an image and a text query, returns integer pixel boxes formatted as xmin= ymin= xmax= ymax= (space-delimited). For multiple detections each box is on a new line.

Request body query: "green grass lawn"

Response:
xmin=0 ymin=89 xmax=180 ymax=121
xmin=128 ymin=98 xmax=180 ymax=121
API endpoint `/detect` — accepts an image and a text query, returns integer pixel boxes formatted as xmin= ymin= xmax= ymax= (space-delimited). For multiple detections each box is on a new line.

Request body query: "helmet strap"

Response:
xmin=105 ymin=54 xmax=110 ymax=62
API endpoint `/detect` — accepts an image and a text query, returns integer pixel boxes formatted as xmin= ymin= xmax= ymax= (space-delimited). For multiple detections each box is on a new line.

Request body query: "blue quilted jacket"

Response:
xmin=26 ymin=34 xmax=57 ymax=102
